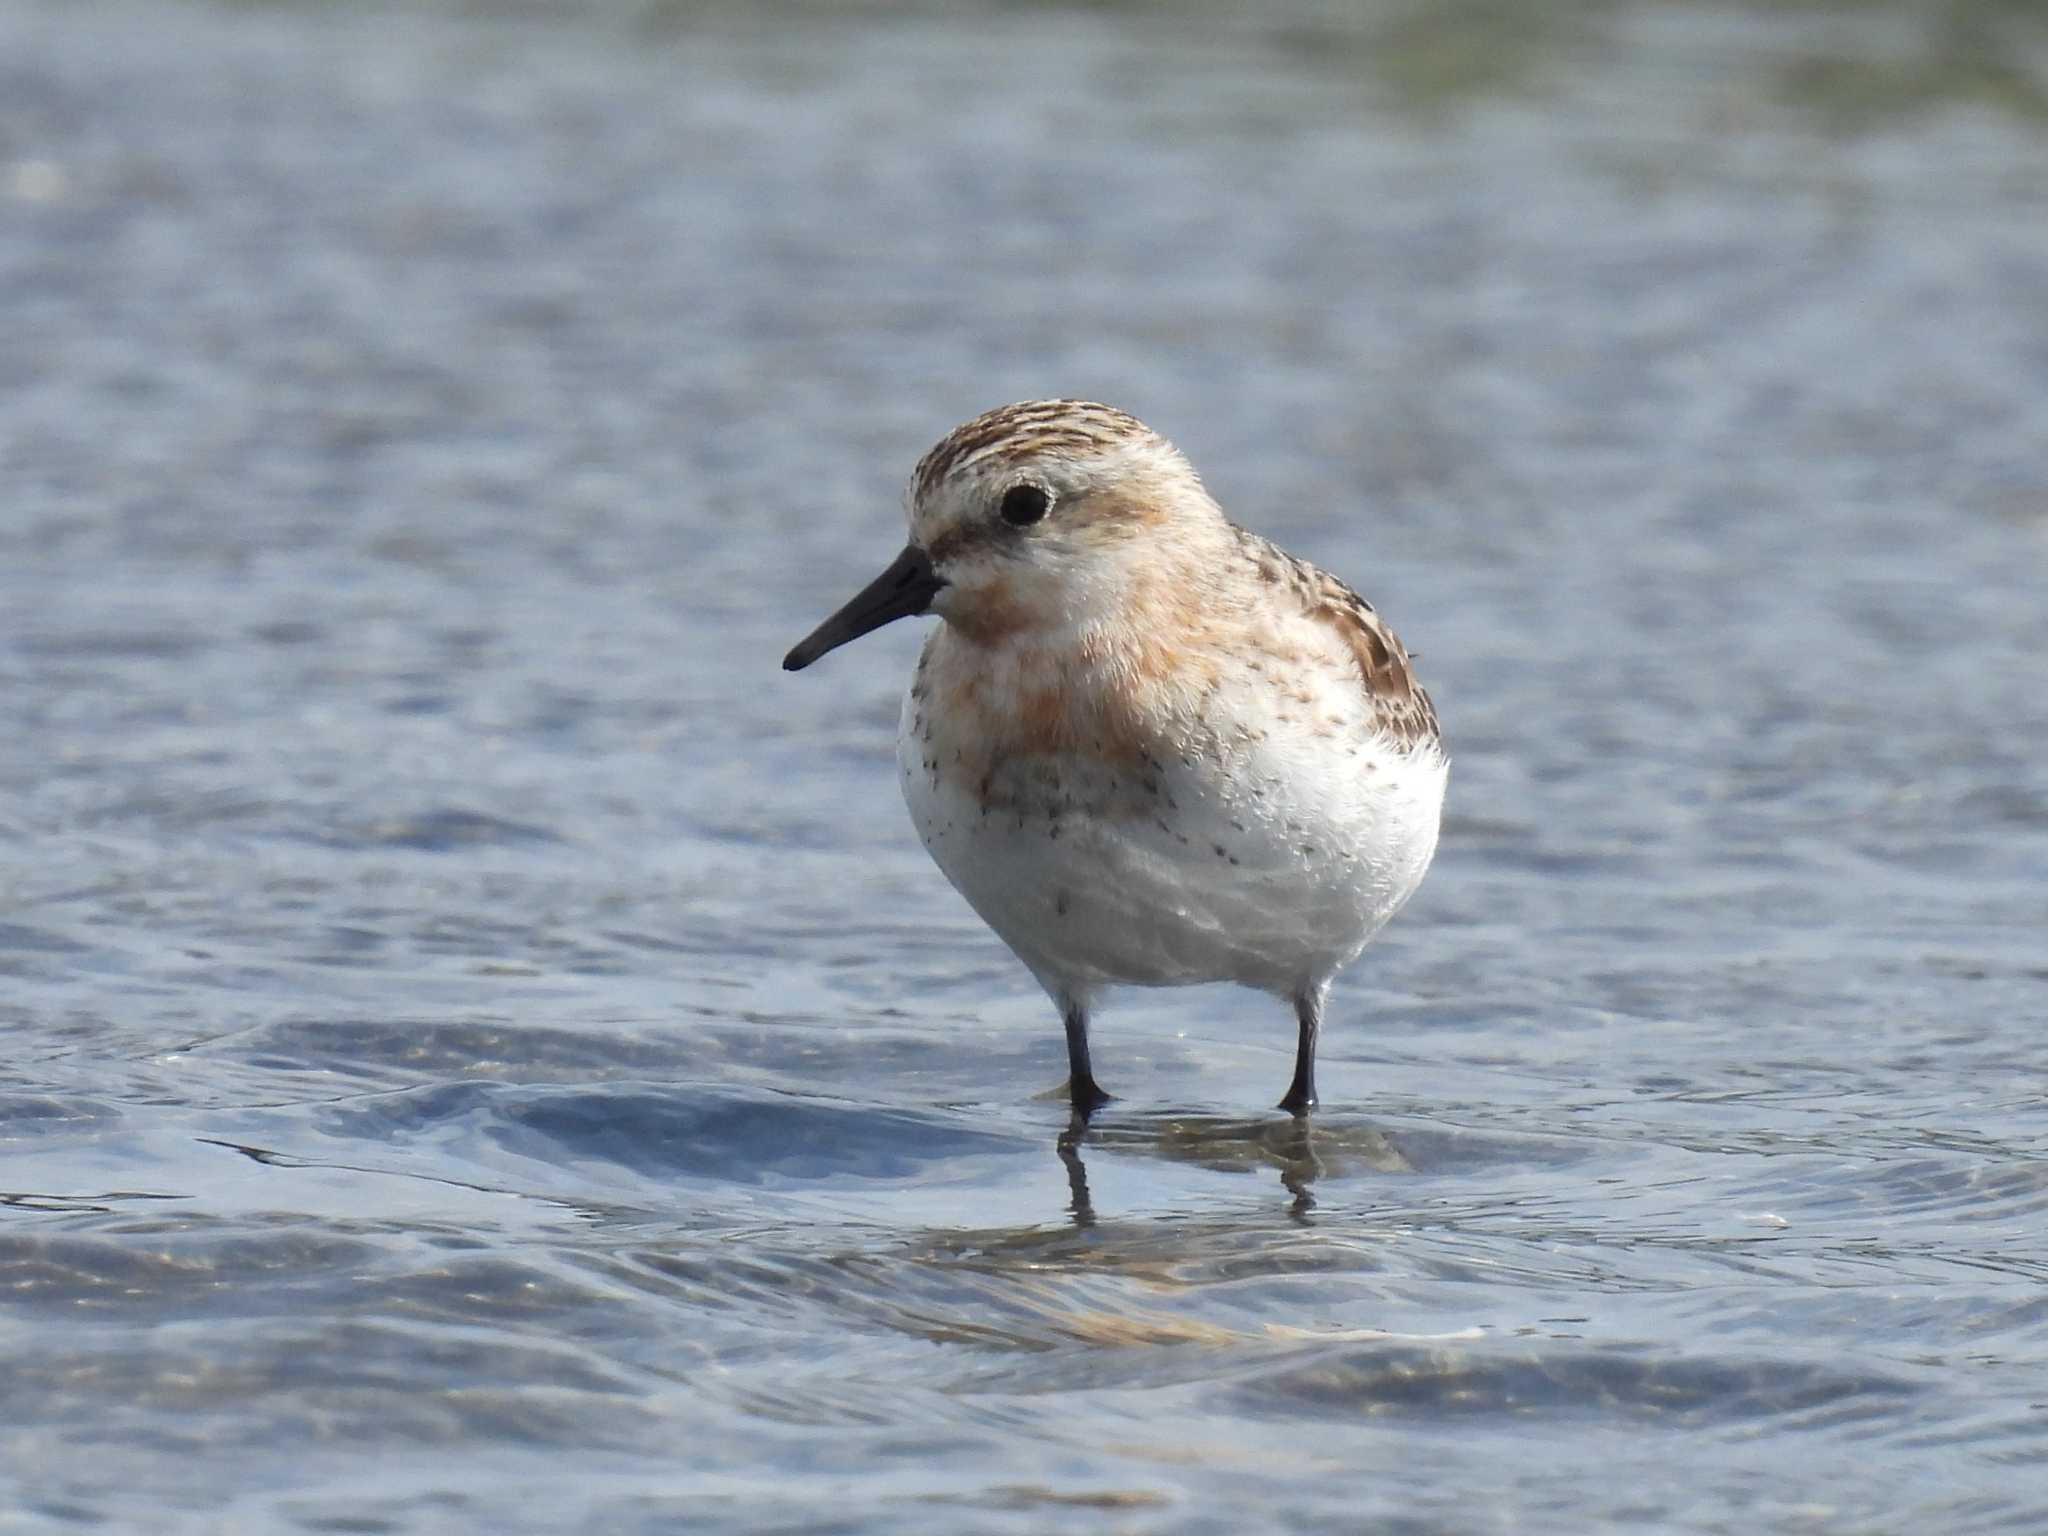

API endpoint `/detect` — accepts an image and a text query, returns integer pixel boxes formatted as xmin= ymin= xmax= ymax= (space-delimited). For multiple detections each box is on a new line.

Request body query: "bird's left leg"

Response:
xmin=1278 ymin=982 xmax=1327 ymax=1115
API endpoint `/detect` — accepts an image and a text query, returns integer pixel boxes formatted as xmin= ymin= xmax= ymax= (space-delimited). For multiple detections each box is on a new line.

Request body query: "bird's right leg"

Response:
xmin=1061 ymin=997 xmax=1112 ymax=1116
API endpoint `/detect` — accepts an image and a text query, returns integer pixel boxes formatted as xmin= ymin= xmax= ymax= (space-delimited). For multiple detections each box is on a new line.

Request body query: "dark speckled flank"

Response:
xmin=911 ymin=400 xmax=1155 ymax=505
xmin=1230 ymin=525 xmax=1441 ymax=755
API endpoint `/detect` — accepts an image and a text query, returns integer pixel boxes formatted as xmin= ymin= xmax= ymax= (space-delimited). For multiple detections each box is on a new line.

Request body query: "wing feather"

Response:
xmin=1230 ymin=526 xmax=1441 ymax=753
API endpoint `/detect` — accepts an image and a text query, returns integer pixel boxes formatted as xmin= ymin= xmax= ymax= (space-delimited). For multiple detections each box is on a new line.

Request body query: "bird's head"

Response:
xmin=783 ymin=400 xmax=1222 ymax=671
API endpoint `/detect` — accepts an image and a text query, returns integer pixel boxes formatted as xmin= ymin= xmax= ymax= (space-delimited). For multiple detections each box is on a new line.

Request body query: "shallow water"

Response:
xmin=4 ymin=0 xmax=2048 ymax=1529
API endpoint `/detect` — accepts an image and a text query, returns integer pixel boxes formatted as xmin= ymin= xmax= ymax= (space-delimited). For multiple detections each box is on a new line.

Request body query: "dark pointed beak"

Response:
xmin=783 ymin=544 xmax=944 ymax=672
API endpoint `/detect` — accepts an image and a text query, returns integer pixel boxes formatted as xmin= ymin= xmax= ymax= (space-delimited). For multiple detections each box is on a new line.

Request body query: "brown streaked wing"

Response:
xmin=1232 ymin=526 xmax=1441 ymax=753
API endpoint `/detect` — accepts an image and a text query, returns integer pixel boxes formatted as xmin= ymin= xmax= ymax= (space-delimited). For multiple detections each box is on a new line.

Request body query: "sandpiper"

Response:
xmin=785 ymin=400 xmax=1445 ymax=1115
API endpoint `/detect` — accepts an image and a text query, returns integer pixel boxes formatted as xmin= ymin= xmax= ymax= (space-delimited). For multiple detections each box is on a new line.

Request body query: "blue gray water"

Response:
xmin=4 ymin=1 xmax=2047 ymax=1530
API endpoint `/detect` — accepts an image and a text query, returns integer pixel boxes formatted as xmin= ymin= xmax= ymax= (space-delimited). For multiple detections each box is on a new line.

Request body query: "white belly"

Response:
xmin=898 ymin=686 xmax=1445 ymax=1000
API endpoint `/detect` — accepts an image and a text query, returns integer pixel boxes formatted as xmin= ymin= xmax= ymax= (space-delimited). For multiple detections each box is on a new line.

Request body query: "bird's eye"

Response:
xmin=999 ymin=484 xmax=1050 ymax=528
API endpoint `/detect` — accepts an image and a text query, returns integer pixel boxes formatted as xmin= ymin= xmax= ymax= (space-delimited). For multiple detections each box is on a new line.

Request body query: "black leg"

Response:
xmin=1278 ymin=987 xmax=1322 ymax=1115
xmin=1063 ymin=1000 xmax=1111 ymax=1116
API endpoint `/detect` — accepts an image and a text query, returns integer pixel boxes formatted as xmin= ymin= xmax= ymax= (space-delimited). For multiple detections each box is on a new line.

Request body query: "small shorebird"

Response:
xmin=785 ymin=401 xmax=1445 ymax=1115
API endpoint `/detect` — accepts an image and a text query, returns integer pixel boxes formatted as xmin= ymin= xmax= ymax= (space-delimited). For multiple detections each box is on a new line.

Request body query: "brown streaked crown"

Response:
xmin=912 ymin=400 xmax=1160 ymax=504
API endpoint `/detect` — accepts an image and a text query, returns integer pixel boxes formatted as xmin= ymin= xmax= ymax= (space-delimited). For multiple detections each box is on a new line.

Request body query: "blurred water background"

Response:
xmin=3 ymin=0 xmax=2047 ymax=1530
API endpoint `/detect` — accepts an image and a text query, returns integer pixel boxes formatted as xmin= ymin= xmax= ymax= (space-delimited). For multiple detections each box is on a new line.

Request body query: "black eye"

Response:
xmin=999 ymin=484 xmax=1050 ymax=528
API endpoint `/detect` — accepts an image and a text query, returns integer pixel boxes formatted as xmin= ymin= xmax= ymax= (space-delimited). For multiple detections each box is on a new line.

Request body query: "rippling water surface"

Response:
xmin=4 ymin=1 xmax=2047 ymax=1530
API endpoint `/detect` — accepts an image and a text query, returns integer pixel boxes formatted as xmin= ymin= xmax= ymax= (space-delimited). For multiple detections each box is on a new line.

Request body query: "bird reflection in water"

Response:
xmin=1056 ymin=1111 xmax=1409 ymax=1226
